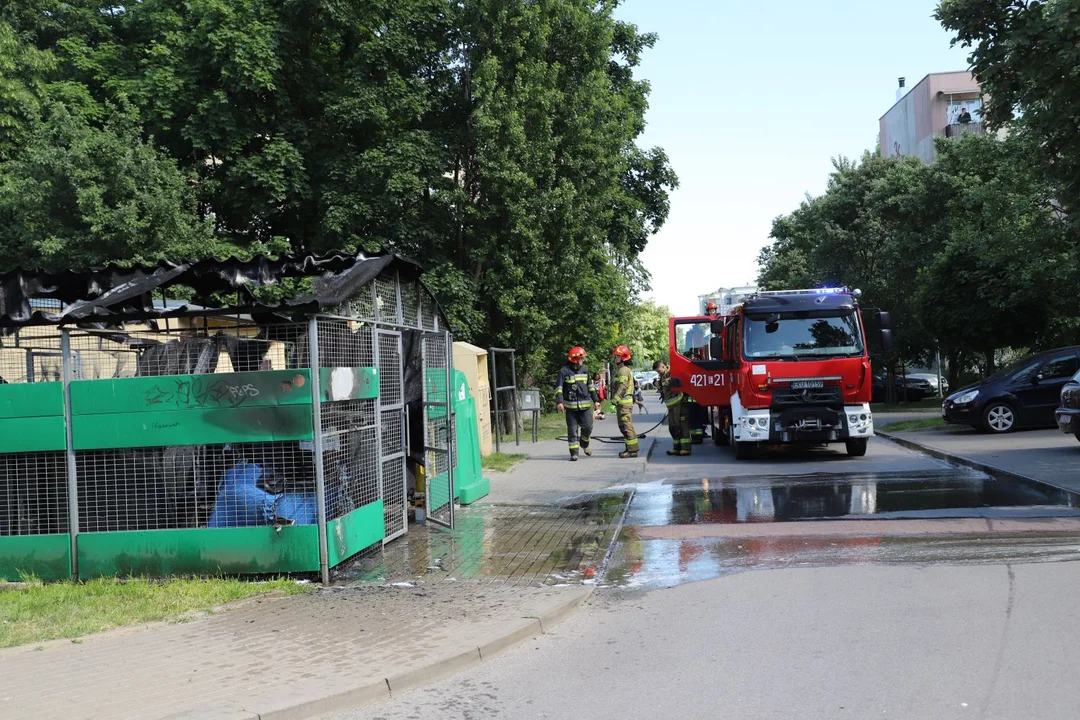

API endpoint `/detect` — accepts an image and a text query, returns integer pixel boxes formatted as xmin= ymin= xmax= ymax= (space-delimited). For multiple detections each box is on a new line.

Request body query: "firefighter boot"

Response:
xmin=570 ymin=448 xmax=579 ymax=462
xmin=618 ymin=450 xmax=639 ymax=459
xmin=582 ymin=442 xmax=592 ymax=457
xmin=678 ymin=447 xmax=692 ymax=457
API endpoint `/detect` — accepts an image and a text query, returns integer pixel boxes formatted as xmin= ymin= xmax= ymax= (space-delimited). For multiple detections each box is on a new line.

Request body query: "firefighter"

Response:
xmin=554 ymin=346 xmax=601 ymax=462
xmin=686 ymin=396 xmax=708 ymax=445
xmin=654 ymin=360 xmax=690 ymax=456
xmin=610 ymin=345 xmax=639 ymax=458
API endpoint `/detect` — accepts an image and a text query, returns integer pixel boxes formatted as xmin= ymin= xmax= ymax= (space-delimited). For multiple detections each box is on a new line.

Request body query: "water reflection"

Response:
xmin=606 ymin=470 xmax=1080 ymax=588
xmin=626 ymin=470 xmax=1078 ymax=527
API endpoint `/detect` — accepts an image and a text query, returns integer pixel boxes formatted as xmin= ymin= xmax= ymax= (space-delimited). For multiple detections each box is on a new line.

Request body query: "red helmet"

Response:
xmin=706 ymin=301 xmax=718 ymax=314
xmin=568 ymin=346 xmax=587 ymax=362
xmin=612 ymin=345 xmax=632 ymax=362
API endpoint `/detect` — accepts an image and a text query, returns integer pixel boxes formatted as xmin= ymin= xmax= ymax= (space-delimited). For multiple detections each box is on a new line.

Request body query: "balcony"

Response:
xmin=946 ymin=122 xmax=986 ymax=138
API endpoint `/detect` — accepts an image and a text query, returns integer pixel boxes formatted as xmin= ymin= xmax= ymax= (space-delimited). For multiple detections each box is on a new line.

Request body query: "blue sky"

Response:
xmin=615 ymin=0 xmax=972 ymax=315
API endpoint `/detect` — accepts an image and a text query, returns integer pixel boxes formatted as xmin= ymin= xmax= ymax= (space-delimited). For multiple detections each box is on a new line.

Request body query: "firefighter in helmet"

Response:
xmin=554 ymin=346 xmax=601 ymax=461
xmin=654 ymin=360 xmax=691 ymax=456
xmin=705 ymin=300 xmax=719 ymax=318
xmin=610 ymin=345 xmax=639 ymax=458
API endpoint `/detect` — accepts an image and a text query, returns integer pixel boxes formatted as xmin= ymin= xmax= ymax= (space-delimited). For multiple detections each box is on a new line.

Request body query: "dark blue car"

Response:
xmin=942 ymin=347 xmax=1080 ymax=433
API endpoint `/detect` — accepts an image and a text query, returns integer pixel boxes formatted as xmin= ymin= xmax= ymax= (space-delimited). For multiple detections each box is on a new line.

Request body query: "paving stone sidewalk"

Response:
xmin=485 ymin=399 xmax=664 ymax=505
xmin=0 ymin=403 xmax=665 ymax=719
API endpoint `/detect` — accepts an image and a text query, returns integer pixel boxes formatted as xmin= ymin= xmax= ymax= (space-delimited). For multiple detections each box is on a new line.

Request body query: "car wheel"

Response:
xmin=982 ymin=402 xmax=1017 ymax=434
xmin=845 ymin=438 xmax=868 ymax=457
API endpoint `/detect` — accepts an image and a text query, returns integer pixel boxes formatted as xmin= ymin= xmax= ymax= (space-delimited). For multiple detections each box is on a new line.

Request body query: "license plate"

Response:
xmin=791 ymin=380 xmax=824 ymax=389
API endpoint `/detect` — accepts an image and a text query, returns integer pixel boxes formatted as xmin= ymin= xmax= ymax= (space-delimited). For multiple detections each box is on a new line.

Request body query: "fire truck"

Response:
xmin=667 ymin=286 xmax=892 ymax=459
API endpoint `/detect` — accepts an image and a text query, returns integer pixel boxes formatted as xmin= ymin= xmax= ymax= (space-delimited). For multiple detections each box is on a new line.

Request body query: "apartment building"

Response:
xmin=879 ymin=72 xmax=985 ymax=164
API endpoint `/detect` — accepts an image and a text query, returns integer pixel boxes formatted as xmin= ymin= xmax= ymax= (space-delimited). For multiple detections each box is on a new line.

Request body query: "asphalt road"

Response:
xmin=340 ymin=563 xmax=1080 ymax=720
xmin=888 ymin=424 xmax=1080 ymax=493
xmin=336 ymin=415 xmax=1080 ymax=720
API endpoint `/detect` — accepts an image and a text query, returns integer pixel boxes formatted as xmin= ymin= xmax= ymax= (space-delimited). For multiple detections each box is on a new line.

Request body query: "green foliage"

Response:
xmin=758 ymin=133 xmax=1078 ymax=379
xmin=481 ymin=452 xmax=526 ymax=472
xmin=0 ymin=0 xmax=676 ymax=390
xmin=937 ymin=0 xmax=1080 ymax=213
xmin=616 ymin=299 xmax=671 ymax=369
xmin=0 ymin=102 xmax=217 ymax=270
xmin=0 ymin=575 xmax=307 ymax=648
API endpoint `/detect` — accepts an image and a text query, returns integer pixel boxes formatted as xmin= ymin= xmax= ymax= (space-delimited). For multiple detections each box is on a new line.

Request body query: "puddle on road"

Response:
xmin=604 ymin=470 xmax=1080 ymax=588
xmin=626 ymin=470 xmax=1079 ymax=526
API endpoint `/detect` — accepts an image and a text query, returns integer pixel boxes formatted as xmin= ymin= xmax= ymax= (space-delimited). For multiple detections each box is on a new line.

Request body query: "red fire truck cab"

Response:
xmin=668 ymin=287 xmax=891 ymax=460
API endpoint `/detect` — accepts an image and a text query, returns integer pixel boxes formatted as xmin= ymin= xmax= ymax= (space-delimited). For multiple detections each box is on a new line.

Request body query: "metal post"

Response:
xmin=936 ymin=349 xmax=944 ymax=400
xmin=60 ymin=330 xmax=79 ymax=579
xmin=307 ymin=318 xmax=331 ymax=585
xmin=489 ymin=347 xmax=500 ymax=454
xmin=510 ymin=354 xmax=520 ymax=447
xmin=445 ymin=331 xmax=456 ymax=529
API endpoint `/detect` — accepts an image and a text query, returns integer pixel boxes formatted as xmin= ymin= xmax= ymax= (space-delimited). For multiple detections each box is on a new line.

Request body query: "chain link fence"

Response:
xmin=0 ymin=262 xmax=454 ymax=581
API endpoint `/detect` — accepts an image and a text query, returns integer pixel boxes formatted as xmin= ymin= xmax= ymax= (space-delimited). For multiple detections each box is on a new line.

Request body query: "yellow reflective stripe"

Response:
xmin=665 ymin=394 xmax=684 ymax=406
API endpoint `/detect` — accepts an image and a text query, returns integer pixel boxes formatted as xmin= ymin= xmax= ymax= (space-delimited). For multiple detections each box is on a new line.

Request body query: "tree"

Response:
xmin=0 ymin=0 xmax=677 ymax=393
xmin=758 ymin=152 xmax=937 ymax=365
xmin=0 ymin=102 xmax=216 ymax=270
xmin=616 ymin=300 xmax=672 ymax=369
xmin=914 ymin=133 xmax=1075 ymax=375
xmin=936 ymin=0 xmax=1080 ymax=213
xmin=757 ymin=133 xmax=1077 ymax=387
xmin=434 ymin=0 xmax=676 ymax=383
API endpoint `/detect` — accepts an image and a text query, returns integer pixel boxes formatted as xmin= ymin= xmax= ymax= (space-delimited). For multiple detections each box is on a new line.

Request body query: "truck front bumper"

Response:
xmin=735 ymin=404 xmax=873 ymax=443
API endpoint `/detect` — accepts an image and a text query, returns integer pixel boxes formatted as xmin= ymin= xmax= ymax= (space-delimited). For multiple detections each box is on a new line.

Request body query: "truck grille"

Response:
xmin=772 ymin=386 xmax=843 ymax=408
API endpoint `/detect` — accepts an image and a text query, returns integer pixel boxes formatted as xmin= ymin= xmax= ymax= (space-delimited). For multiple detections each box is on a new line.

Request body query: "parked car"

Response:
xmin=906 ymin=372 xmax=949 ymax=396
xmin=1055 ymin=369 xmax=1080 ymax=441
xmin=872 ymin=374 xmax=934 ymax=403
xmin=943 ymin=346 xmax=1080 ymax=433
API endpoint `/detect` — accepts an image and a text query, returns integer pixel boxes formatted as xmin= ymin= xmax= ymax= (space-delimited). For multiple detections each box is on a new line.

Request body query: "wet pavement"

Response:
xmin=336 ymin=492 xmax=631 ymax=587
xmin=604 ymin=468 xmax=1080 ymax=588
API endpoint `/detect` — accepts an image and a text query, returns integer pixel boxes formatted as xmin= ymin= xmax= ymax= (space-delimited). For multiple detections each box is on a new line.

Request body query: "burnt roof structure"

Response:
xmin=0 ymin=252 xmax=446 ymax=329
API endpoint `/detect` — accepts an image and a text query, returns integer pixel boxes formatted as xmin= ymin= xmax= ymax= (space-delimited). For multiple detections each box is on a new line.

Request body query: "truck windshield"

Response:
xmin=743 ymin=312 xmax=864 ymax=360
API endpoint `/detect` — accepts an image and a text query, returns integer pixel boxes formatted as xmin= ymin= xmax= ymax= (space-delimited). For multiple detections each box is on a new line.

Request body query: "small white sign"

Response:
xmin=330 ymin=367 xmax=354 ymax=400
xmin=752 ymin=364 xmax=767 ymax=376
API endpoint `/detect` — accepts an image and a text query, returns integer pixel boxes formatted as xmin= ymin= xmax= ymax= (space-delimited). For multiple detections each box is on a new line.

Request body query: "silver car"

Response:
xmin=906 ymin=373 xmax=950 ymax=396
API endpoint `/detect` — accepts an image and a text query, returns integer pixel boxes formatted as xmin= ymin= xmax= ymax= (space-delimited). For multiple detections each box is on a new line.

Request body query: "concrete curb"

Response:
xmin=878 ymin=430 xmax=1078 ymax=498
xmin=476 ymin=617 xmax=545 ymax=659
xmin=386 ymin=647 xmax=483 ymax=696
xmin=521 ymin=586 xmax=595 ymax=635
xmin=225 ymin=589 xmax=594 ymax=720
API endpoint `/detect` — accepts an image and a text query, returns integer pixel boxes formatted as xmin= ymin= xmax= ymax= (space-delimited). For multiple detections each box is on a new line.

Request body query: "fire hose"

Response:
xmin=556 ymin=413 xmax=669 ymax=443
